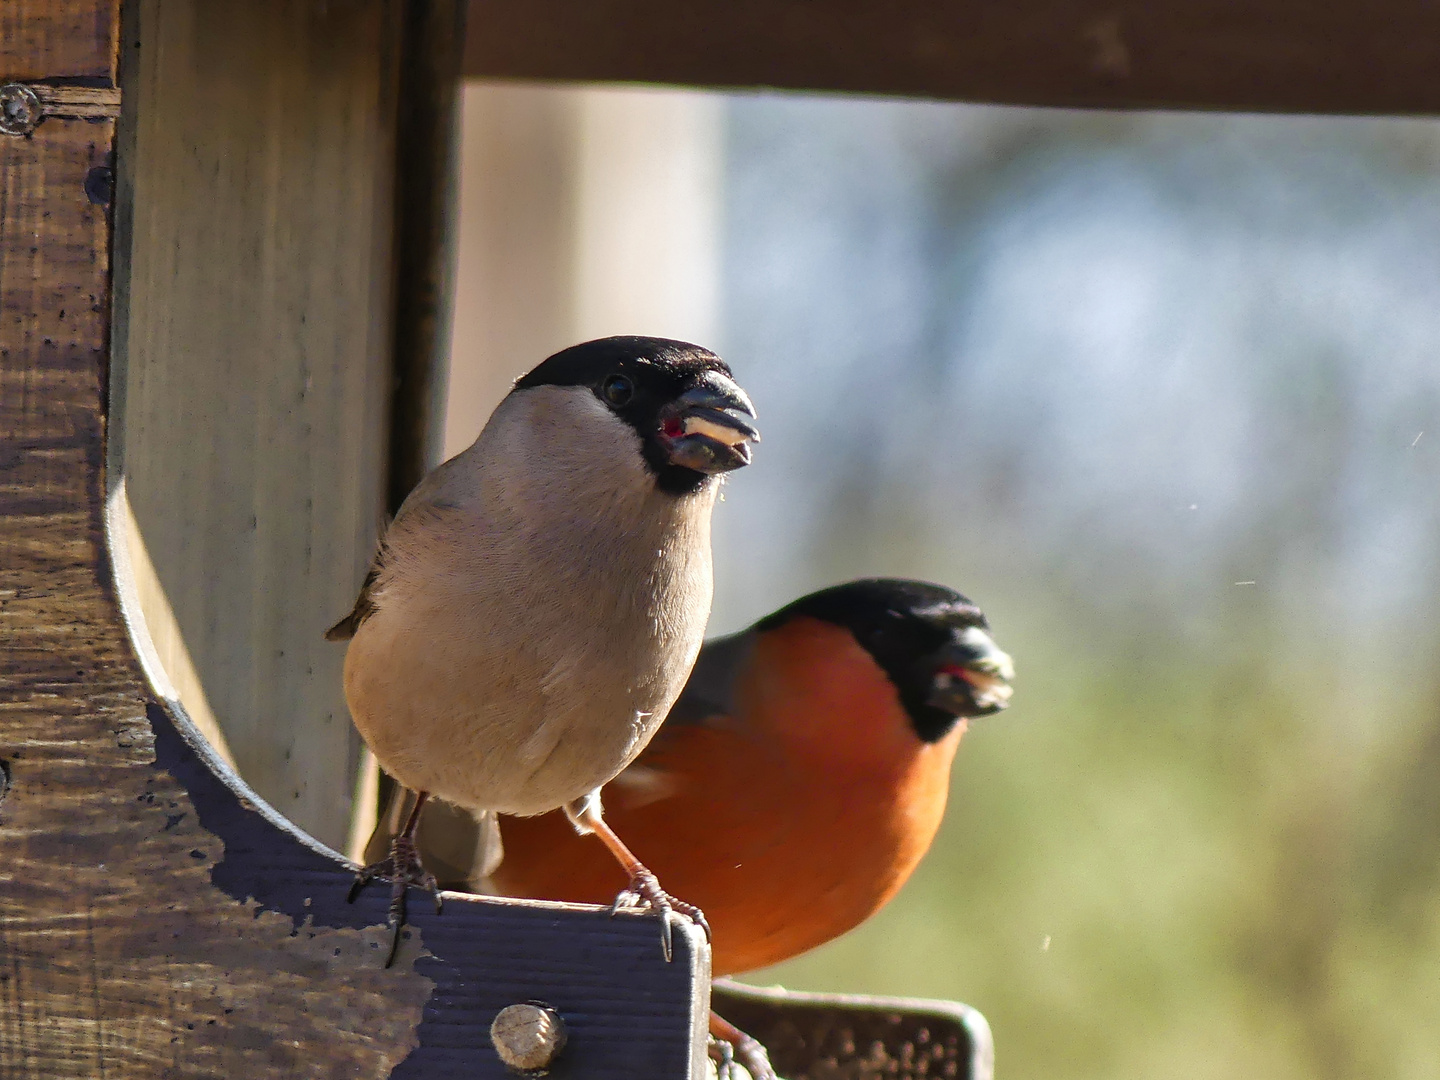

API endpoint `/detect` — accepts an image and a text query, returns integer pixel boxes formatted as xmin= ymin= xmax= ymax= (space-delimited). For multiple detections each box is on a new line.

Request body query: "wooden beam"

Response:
xmin=464 ymin=0 xmax=1440 ymax=115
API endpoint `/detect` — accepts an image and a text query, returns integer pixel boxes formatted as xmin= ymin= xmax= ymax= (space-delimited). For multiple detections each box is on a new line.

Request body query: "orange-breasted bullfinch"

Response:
xmin=485 ymin=578 xmax=1013 ymax=1076
xmin=326 ymin=336 xmax=759 ymax=965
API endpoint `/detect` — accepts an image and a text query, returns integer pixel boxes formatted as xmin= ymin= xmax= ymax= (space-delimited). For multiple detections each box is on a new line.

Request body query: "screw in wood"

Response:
xmin=490 ymin=1002 xmax=567 ymax=1074
xmin=0 ymin=84 xmax=42 ymax=136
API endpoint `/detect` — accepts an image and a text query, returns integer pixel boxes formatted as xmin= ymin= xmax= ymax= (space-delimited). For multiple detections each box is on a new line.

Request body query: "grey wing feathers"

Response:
xmin=664 ymin=628 xmax=754 ymax=727
xmin=324 ymin=554 xmax=383 ymax=641
xmin=326 ymin=458 xmax=468 ymax=642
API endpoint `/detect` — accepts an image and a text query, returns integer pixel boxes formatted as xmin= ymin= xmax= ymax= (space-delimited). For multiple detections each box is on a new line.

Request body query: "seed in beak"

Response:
xmin=682 ymin=414 xmax=753 ymax=447
xmin=958 ymin=667 xmax=1013 ymax=709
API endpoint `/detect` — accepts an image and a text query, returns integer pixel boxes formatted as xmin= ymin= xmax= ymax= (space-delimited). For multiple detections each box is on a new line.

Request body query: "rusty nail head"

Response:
xmin=0 ymin=84 xmax=42 ymax=136
xmin=490 ymin=1002 xmax=566 ymax=1074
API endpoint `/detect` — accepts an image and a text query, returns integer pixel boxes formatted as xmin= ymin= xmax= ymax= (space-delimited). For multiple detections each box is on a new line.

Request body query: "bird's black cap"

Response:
xmin=515 ymin=336 xmax=756 ymax=495
xmin=756 ymin=578 xmax=1005 ymax=742
xmin=516 ymin=336 xmax=733 ymax=391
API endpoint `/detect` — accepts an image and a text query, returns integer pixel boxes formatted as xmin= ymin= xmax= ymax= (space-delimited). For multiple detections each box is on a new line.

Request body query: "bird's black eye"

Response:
xmin=601 ymin=374 xmax=634 ymax=406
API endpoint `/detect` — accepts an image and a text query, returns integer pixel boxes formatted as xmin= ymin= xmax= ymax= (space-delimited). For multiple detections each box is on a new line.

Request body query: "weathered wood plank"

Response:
xmin=146 ymin=701 xmax=710 ymax=1080
xmin=465 ymin=0 xmax=1440 ymax=116
xmin=110 ymin=0 xmax=400 ymax=849
xmin=0 ymin=0 xmax=118 ymax=81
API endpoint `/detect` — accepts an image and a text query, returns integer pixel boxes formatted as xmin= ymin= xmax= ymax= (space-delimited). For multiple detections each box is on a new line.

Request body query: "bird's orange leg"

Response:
xmin=565 ymin=793 xmax=711 ymax=962
xmin=709 ymin=1010 xmax=777 ymax=1080
xmin=348 ymin=789 xmax=442 ymax=967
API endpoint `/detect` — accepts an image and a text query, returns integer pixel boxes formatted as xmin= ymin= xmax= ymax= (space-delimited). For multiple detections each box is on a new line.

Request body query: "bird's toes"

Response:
xmin=347 ymin=837 xmax=443 ymax=967
xmin=608 ymin=888 xmax=644 ymax=916
xmin=731 ymin=1032 xmax=776 ymax=1080
xmin=710 ymin=1013 xmax=777 ymax=1080
xmin=667 ymin=895 xmax=711 ymax=943
xmin=368 ymin=837 xmax=442 ymax=900
xmin=346 ymin=869 xmax=372 ymax=904
xmin=613 ymin=868 xmax=712 ymax=961
xmin=347 ymin=856 xmax=393 ymax=903
xmin=706 ymin=1033 xmax=775 ymax=1080
xmin=707 ymin=1035 xmax=736 ymax=1080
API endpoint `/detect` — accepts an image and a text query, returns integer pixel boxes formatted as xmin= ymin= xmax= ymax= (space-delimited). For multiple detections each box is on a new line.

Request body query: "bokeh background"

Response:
xmin=444 ymin=85 xmax=1440 ymax=1080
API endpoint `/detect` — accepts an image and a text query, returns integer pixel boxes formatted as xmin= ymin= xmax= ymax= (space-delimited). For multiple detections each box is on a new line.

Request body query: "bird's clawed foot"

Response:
xmin=610 ymin=866 xmax=711 ymax=962
xmin=708 ymin=1034 xmax=736 ymax=1080
xmin=707 ymin=1024 xmax=776 ymax=1080
xmin=348 ymin=829 xmax=442 ymax=967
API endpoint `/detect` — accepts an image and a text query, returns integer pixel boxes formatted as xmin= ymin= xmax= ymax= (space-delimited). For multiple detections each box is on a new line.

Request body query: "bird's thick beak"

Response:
xmin=927 ymin=626 xmax=1014 ymax=717
xmin=659 ymin=374 xmax=759 ymax=475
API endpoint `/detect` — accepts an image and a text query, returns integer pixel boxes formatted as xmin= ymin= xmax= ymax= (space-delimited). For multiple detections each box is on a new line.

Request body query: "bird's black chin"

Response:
xmin=648 ymin=431 xmax=752 ymax=495
xmin=907 ymin=705 xmax=968 ymax=743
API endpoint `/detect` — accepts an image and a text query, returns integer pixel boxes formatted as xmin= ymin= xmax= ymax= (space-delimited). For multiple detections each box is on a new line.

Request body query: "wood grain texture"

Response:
xmin=1 ymin=3 xmax=709 ymax=1076
xmin=31 ymin=84 xmax=124 ymax=120
xmin=110 ymin=0 xmax=400 ymax=849
xmin=0 ymin=0 xmax=117 ymax=81
xmin=465 ymin=0 xmax=1440 ymax=115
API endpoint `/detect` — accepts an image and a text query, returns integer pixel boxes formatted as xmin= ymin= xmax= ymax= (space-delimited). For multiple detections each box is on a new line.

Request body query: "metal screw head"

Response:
xmin=0 ymin=84 xmax=42 ymax=137
xmin=490 ymin=1003 xmax=566 ymax=1074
